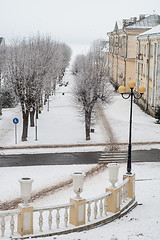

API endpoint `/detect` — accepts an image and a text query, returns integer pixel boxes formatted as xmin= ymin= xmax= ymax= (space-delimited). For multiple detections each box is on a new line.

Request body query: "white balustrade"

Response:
xmin=86 ymin=191 xmax=112 ymax=222
xmin=0 ymin=209 xmax=20 ymax=237
xmin=119 ymin=177 xmax=129 ymax=205
xmin=0 ymin=176 xmax=132 ymax=238
xmin=34 ymin=202 xmax=73 ymax=232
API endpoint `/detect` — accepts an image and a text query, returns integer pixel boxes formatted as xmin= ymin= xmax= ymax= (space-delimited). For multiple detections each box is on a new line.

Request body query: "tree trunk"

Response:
xmin=21 ymin=110 xmax=29 ymax=141
xmin=85 ymin=111 xmax=91 ymax=140
xmin=44 ymin=93 xmax=47 ymax=105
xmin=30 ymin=109 xmax=35 ymax=127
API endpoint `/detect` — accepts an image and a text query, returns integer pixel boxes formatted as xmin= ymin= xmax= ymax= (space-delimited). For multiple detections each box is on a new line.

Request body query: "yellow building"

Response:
xmin=136 ymin=25 xmax=160 ymax=115
xmin=108 ymin=14 xmax=160 ymax=92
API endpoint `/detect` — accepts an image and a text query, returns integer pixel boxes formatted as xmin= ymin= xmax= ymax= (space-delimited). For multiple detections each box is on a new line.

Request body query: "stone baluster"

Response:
xmin=87 ymin=202 xmax=91 ymax=222
xmin=10 ymin=214 xmax=14 ymax=235
xmin=94 ymin=200 xmax=98 ymax=219
xmin=56 ymin=209 xmax=60 ymax=229
xmin=64 ymin=207 xmax=68 ymax=227
xmin=100 ymin=199 xmax=103 ymax=217
xmin=39 ymin=211 xmax=43 ymax=232
xmin=104 ymin=198 xmax=107 ymax=216
xmin=48 ymin=209 xmax=52 ymax=230
xmin=1 ymin=215 xmax=5 ymax=237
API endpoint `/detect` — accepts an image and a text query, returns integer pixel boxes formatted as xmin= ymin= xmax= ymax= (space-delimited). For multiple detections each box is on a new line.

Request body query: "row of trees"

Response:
xmin=1 ymin=35 xmax=71 ymax=141
xmin=72 ymin=41 xmax=113 ymax=140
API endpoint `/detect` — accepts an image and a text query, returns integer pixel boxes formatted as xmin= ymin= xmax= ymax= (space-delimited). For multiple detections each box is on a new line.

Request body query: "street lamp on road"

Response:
xmin=118 ymin=80 xmax=146 ymax=174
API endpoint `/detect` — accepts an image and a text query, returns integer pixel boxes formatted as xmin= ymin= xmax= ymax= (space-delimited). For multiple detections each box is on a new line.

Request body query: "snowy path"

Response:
xmin=0 ymin=67 xmax=160 ymax=153
xmin=0 ymin=68 xmax=108 ymax=148
xmin=97 ymin=103 xmax=119 ymax=151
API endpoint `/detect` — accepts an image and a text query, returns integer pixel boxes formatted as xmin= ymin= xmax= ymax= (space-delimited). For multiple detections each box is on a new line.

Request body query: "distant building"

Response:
xmin=136 ymin=25 xmax=160 ymax=115
xmin=107 ymin=14 xmax=160 ymax=92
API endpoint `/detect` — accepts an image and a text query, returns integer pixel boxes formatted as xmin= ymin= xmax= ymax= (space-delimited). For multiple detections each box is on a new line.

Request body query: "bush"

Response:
xmin=2 ymin=89 xmax=17 ymax=108
xmin=155 ymin=106 xmax=160 ymax=123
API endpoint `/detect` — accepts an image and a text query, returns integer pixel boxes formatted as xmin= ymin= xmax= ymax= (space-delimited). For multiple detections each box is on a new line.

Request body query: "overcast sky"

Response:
xmin=0 ymin=0 xmax=160 ymax=54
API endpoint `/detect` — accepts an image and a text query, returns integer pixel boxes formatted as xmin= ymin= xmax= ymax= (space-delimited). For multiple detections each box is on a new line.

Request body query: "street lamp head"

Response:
xmin=118 ymin=86 xmax=126 ymax=94
xmin=138 ymin=86 xmax=146 ymax=94
xmin=128 ymin=80 xmax=136 ymax=89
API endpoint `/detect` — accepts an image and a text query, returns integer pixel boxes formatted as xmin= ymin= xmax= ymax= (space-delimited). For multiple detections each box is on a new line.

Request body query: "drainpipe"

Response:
xmin=111 ymin=33 xmax=114 ymax=81
xmin=115 ymin=31 xmax=119 ymax=85
xmin=146 ymin=35 xmax=150 ymax=111
xmin=108 ymin=32 xmax=114 ymax=81
xmin=122 ymin=28 xmax=128 ymax=87
xmin=137 ymin=37 xmax=140 ymax=89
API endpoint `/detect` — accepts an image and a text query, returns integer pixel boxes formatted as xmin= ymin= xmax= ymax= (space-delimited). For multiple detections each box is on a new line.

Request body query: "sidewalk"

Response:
xmin=0 ymin=67 xmax=160 ymax=239
xmin=0 ymin=68 xmax=108 ymax=150
xmin=0 ymin=67 xmax=160 ymax=153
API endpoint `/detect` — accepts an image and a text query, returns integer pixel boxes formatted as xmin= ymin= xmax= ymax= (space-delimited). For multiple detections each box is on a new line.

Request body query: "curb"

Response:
xmin=1 ymin=141 xmax=160 ymax=150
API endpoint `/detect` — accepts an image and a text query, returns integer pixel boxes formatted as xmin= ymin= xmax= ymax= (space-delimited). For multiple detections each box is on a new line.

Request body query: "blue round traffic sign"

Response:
xmin=13 ymin=118 xmax=19 ymax=124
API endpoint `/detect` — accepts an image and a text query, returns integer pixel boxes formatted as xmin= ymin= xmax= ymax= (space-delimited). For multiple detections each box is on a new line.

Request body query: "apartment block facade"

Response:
xmin=136 ymin=25 xmax=160 ymax=115
xmin=107 ymin=14 xmax=160 ymax=115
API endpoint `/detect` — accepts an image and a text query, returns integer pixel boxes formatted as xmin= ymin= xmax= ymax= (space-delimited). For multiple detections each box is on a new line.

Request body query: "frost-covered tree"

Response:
xmin=43 ymin=42 xmax=71 ymax=103
xmin=2 ymin=35 xmax=71 ymax=141
xmin=72 ymin=54 xmax=85 ymax=75
xmin=0 ymin=38 xmax=5 ymax=116
xmin=73 ymin=47 xmax=113 ymax=140
xmin=3 ymin=36 xmax=55 ymax=140
xmin=56 ymin=43 xmax=72 ymax=84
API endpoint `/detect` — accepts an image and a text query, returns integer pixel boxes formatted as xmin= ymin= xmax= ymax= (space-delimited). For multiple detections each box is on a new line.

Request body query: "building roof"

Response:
xmin=108 ymin=14 xmax=160 ymax=34
xmin=138 ymin=24 xmax=160 ymax=39
xmin=126 ymin=14 xmax=160 ymax=30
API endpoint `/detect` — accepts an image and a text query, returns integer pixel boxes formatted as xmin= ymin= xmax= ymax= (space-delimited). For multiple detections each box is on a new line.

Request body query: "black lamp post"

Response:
xmin=118 ymin=81 xmax=146 ymax=174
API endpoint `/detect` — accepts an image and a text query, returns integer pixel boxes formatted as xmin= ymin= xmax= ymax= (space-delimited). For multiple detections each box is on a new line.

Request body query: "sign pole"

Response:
xmin=15 ymin=124 xmax=17 ymax=144
xmin=35 ymin=109 xmax=38 ymax=141
xmin=13 ymin=118 xmax=19 ymax=144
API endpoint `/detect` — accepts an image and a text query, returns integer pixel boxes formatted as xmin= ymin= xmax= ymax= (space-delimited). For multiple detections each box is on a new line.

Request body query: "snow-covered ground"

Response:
xmin=104 ymin=94 xmax=160 ymax=144
xmin=0 ymin=68 xmax=107 ymax=151
xmin=1 ymin=162 xmax=160 ymax=240
xmin=29 ymin=162 xmax=160 ymax=240
xmin=0 ymin=66 xmax=159 ymax=154
xmin=0 ymin=62 xmax=160 ymax=239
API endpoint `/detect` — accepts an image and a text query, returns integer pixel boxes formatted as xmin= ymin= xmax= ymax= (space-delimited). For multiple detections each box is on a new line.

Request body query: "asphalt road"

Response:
xmin=0 ymin=149 xmax=159 ymax=167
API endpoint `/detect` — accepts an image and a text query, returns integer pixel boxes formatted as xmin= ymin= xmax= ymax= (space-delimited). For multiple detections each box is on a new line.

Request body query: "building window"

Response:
xmin=144 ymin=45 xmax=146 ymax=57
xmin=141 ymin=63 xmax=143 ymax=75
xmin=149 ymin=66 xmax=152 ymax=79
xmin=150 ymin=44 xmax=153 ymax=57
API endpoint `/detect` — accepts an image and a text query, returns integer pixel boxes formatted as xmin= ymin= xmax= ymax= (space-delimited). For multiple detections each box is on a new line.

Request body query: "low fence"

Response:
xmin=0 ymin=164 xmax=136 ymax=239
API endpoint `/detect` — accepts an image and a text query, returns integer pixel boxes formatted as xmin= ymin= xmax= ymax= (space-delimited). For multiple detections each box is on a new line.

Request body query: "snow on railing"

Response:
xmin=86 ymin=191 xmax=112 ymax=222
xmin=0 ymin=193 xmax=112 ymax=237
xmin=119 ymin=177 xmax=129 ymax=205
xmin=0 ymin=209 xmax=21 ymax=237
xmin=0 ymin=174 xmax=135 ymax=238
xmin=33 ymin=202 xmax=74 ymax=232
